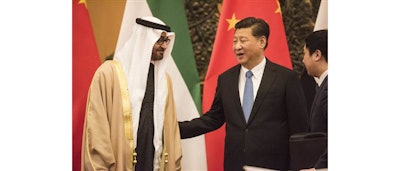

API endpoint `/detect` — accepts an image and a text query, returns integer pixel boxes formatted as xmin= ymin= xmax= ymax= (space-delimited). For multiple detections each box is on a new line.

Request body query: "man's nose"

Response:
xmin=161 ymin=42 xmax=168 ymax=48
xmin=234 ymin=43 xmax=242 ymax=50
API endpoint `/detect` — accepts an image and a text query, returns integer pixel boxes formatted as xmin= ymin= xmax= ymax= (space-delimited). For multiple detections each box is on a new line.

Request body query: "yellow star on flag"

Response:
xmin=226 ymin=13 xmax=240 ymax=31
xmin=275 ymin=0 xmax=282 ymax=14
xmin=79 ymin=0 xmax=87 ymax=8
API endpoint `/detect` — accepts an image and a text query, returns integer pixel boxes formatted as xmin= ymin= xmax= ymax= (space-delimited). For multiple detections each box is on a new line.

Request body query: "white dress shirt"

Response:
xmin=239 ymin=58 xmax=266 ymax=106
xmin=314 ymin=70 xmax=328 ymax=87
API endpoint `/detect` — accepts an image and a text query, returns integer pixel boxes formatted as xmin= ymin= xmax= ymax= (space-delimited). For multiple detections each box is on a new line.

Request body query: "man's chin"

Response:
xmin=237 ymin=58 xmax=246 ymax=64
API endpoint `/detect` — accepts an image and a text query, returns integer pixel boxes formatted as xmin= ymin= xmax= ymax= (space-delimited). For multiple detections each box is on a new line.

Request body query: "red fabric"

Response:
xmin=72 ymin=1 xmax=101 ymax=170
xmin=202 ymin=0 xmax=291 ymax=170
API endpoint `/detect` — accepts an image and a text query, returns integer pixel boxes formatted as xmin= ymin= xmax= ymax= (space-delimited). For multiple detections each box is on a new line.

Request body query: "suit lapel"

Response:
xmin=247 ymin=60 xmax=277 ymax=124
xmin=228 ymin=65 xmax=245 ymax=123
xmin=310 ymin=76 xmax=327 ymax=115
xmin=321 ymin=76 xmax=328 ymax=90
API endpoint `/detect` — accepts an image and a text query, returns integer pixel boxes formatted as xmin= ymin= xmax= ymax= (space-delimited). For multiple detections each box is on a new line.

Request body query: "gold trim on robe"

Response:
xmin=160 ymin=74 xmax=182 ymax=171
xmin=113 ymin=61 xmax=135 ymax=169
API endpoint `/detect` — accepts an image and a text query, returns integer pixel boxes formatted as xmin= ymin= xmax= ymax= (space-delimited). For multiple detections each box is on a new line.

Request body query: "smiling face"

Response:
xmin=233 ymin=27 xmax=266 ymax=69
xmin=151 ymin=32 xmax=169 ymax=61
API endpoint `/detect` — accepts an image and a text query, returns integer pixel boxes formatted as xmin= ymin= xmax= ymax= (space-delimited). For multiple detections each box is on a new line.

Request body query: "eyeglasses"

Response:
xmin=156 ymin=37 xmax=170 ymax=45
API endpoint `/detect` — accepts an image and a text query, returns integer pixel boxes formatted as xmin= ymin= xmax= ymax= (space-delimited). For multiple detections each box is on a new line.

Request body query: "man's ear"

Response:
xmin=259 ymin=36 xmax=267 ymax=49
xmin=314 ymin=49 xmax=322 ymax=61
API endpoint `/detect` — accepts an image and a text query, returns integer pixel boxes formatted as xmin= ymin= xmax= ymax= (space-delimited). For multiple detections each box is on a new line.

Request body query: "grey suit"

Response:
xmin=179 ymin=58 xmax=309 ymax=171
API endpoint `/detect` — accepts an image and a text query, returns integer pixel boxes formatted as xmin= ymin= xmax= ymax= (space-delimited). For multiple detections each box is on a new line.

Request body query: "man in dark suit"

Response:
xmin=179 ymin=17 xmax=309 ymax=171
xmin=301 ymin=29 xmax=328 ymax=170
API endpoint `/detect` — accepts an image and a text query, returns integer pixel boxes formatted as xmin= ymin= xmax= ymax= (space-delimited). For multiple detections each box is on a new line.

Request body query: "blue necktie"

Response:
xmin=243 ymin=71 xmax=254 ymax=123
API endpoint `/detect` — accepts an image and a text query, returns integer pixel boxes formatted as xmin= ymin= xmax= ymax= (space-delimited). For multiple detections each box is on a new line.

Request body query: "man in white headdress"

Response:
xmin=81 ymin=16 xmax=182 ymax=171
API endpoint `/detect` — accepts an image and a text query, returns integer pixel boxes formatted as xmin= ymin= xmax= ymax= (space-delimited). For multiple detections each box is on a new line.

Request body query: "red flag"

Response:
xmin=72 ymin=0 xmax=101 ymax=170
xmin=203 ymin=0 xmax=291 ymax=170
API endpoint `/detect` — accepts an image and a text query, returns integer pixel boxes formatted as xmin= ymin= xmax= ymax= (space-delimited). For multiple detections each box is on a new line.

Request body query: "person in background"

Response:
xmin=300 ymin=29 xmax=328 ymax=171
xmin=179 ymin=17 xmax=309 ymax=171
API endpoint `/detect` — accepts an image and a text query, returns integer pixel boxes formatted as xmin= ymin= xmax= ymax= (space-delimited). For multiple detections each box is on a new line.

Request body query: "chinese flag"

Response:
xmin=203 ymin=0 xmax=291 ymax=170
xmin=72 ymin=0 xmax=101 ymax=170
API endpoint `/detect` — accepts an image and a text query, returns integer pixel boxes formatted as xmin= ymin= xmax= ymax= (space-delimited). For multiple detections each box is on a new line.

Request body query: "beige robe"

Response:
xmin=81 ymin=60 xmax=182 ymax=171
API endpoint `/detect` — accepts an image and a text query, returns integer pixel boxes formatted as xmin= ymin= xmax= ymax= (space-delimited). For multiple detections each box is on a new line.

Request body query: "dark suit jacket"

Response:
xmin=179 ymin=59 xmax=309 ymax=171
xmin=300 ymin=69 xmax=317 ymax=113
xmin=309 ymin=76 xmax=328 ymax=168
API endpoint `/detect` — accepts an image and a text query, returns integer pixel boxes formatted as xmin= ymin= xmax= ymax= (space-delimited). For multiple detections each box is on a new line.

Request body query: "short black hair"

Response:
xmin=305 ymin=29 xmax=328 ymax=62
xmin=235 ymin=17 xmax=270 ymax=49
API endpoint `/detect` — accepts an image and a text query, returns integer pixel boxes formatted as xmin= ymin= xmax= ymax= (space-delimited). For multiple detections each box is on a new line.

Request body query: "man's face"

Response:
xmin=152 ymin=32 xmax=169 ymax=61
xmin=302 ymin=45 xmax=316 ymax=77
xmin=233 ymin=27 xmax=265 ymax=68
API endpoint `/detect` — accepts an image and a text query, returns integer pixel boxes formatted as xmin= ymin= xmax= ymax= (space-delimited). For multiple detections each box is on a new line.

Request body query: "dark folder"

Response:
xmin=289 ymin=132 xmax=327 ymax=171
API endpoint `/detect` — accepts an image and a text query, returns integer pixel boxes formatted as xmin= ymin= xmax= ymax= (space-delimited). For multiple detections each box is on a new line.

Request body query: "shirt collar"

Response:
xmin=314 ymin=70 xmax=328 ymax=87
xmin=241 ymin=57 xmax=266 ymax=79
